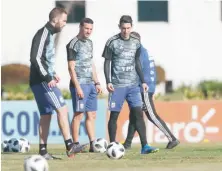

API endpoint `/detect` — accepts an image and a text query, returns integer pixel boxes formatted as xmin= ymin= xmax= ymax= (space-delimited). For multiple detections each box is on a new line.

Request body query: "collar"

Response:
xmin=45 ymin=22 xmax=56 ymax=34
xmin=119 ymin=33 xmax=130 ymax=41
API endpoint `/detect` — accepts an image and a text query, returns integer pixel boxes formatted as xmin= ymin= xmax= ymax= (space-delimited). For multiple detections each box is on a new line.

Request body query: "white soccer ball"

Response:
xmin=1 ymin=139 xmax=9 ymax=152
xmin=92 ymin=138 xmax=108 ymax=153
xmin=106 ymin=142 xmax=125 ymax=159
xmin=19 ymin=138 xmax=31 ymax=153
xmin=24 ymin=155 xmax=49 ymax=171
xmin=8 ymin=138 xmax=20 ymax=152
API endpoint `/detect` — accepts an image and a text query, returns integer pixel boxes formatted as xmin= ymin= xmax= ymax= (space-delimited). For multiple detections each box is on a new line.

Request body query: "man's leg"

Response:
xmin=70 ymin=85 xmax=88 ymax=145
xmin=126 ymin=86 xmax=159 ymax=154
xmin=85 ymin=111 xmax=96 ymax=151
xmin=143 ymin=92 xmax=179 ymax=149
xmin=123 ymin=111 xmax=136 ymax=149
xmin=44 ymin=83 xmax=86 ymax=158
xmin=108 ymin=111 xmax=120 ymax=142
xmin=31 ymin=84 xmax=54 ymax=158
xmin=108 ymin=87 xmax=126 ymax=142
xmin=85 ymin=84 xmax=98 ymax=151
xmin=39 ymin=114 xmax=51 ymax=156
xmin=71 ymin=112 xmax=84 ymax=143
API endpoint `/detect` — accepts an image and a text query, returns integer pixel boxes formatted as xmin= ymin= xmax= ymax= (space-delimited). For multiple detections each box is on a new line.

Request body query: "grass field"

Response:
xmin=1 ymin=143 xmax=222 ymax=171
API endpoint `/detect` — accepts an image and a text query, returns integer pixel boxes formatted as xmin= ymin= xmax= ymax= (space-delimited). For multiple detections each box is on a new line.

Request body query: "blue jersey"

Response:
xmin=140 ymin=45 xmax=156 ymax=93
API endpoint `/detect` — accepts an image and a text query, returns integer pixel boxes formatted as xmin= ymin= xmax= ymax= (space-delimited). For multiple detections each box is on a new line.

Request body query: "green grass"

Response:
xmin=2 ymin=143 xmax=222 ymax=171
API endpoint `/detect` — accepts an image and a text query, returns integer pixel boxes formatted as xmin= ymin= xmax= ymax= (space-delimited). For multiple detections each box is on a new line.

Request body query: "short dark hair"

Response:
xmin=49 ymin=7 xmax=67 ymax=21
xmin=80 ymin=18 xmax=94 ymax=26
xmin=119 ymin=15 xmax=133 ymax=25
xmin=131 ymin=31 xmax=141 ymax=40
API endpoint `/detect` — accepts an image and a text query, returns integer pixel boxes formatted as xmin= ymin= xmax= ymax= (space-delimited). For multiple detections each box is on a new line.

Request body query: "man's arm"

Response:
xmin=102 ymin=44 xmax=112 ymax=84
xmin=66 ymin=47 xmax=81 ymax=89
xmin=104 ymin=59 xmax=111 ymax=84
xmin=135 ymin=47 xmax=145 ymax=83
xmin=92 ymin=61 xmax=99 ymax=84
xmin=30 ymin=30 xmax=53 ymax=83
xmin=68 ymin=61 xmax=81 ymax=90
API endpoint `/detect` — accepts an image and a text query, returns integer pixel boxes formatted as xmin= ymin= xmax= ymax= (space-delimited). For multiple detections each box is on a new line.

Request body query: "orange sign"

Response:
xmin=113 ymin=101 xmax=222 ymax=143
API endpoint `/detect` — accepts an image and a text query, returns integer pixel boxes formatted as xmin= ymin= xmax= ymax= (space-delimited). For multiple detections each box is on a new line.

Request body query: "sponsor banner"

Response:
xmin=115 ymin=101 xmax=222 ymax=143
xmin=1 ymin=100 xmax=106 ymax=144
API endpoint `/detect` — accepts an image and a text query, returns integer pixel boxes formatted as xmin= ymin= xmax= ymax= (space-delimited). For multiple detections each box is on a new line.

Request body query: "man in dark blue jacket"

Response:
xmin=123 ymin=32 xmax=179 ymax=149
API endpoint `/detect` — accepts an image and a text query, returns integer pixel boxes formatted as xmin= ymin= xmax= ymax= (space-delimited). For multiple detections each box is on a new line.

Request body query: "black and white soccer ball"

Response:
xmin=1 ymin=139 xmax=9 ymax=152
xmin=106 ymin=142 xmax=125 ymax=159
xmin=92 ymin=138 xmax=108 ymax=153
xmin=24 ymin=155 xmax=49 ymax=171
xmin=19 ymin=138 xmax=31 ymax=153
xmin=8 ymin=138 xmax=20 ymax=152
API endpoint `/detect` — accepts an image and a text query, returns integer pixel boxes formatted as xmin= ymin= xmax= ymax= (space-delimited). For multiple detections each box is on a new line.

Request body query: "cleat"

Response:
xmin=122 ymin=143 xmax=131 ymax=150
xmin=166 ymin=140 xmax=180 ymax=149
xmin=41 ymin=153 xmax=62 ymax=160
xmin=66 ymin=143 xmax=88 ymax=157
xmin=141 ymin=144 xmax=159 ymax=154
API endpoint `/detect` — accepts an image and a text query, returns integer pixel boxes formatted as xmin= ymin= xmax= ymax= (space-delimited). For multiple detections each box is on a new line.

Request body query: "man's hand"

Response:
xmin=142 ymin=83 xmax=148 ymax=92
xmin=96 ymin=85 xmax=103 ymax=94
xmin=54 ymin=74 xmax=60 ymax=83
xmin=48 ymin=80 xmax=57 ymax=88
xmin=76 ymin=87 xmax=84 ymax=99
xmin=106 ymin=83 xmax=114 ymax=92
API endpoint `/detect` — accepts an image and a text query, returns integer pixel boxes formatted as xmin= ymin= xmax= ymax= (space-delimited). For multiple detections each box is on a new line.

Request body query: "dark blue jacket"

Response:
xmin=140 ymin=45 xmax=157 ymax=93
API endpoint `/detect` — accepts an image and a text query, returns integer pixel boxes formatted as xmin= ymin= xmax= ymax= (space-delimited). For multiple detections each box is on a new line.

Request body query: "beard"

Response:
xmin=54 ymin=23 xmax=62 ymax=33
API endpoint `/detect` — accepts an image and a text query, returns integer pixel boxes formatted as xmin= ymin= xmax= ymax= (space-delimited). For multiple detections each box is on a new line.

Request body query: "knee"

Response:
xmin=131 ymin=107 xmax=143 ymax=119
xmin=73 ymin=113 xmax=84 ymax=121
xmin=109 ymin=111 xmax=119 ymax=122
xmin=86 ymin=112 xmax=96 ymax=121
xmin=57 ymin=105 xmax=68 ymax=116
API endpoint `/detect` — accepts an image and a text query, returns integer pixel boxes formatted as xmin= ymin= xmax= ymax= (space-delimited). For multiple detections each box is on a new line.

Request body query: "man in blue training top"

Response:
xmin=123 ymin=32 xmax=180 ymax=149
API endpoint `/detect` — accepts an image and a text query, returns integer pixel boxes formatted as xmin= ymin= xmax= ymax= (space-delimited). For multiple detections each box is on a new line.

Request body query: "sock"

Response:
xmin=131 ymin=107 xmax=148 ymax=147
xmin=124 ymin=111 xmax=136 ymax=147
xmin=65 ymin=139 xmax=73 ymax=151
xmin=39 ymin=144 xmax=47 ymax=155
xmin=108 ymin=111 xmax=120 ymax=142
xmin=74 ymin=142 xmax=79 ymax=145
xmin=90 ymin=141 xmax=94 ymax=149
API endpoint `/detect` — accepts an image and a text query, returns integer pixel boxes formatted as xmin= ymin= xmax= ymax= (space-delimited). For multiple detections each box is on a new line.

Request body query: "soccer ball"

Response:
xmin=24 ymin=155 xmax=49 ymax=171
xmin=1 ymin=139 xmax=9 ymax=152
xmin=8 ymin=138 xmax=20 ymax=152
xmin=19 ymin=138 xmax=31 ymax=153
xmin=106 ymin=142 xmax=125 ymax=159
xmin=92 ymin=138 xmax=108 ymax=153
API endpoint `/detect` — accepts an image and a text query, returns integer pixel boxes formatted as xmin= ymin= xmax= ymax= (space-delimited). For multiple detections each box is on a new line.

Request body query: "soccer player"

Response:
xmin=29 ymin=7 xmax=86 ymax=160
xmin=66 ymin=18 xmax=102 ymax=152
xmin=102 ymin=15 xmax=158 ymax=154
xmin=123 ymin=32 xmax=180 ymax=149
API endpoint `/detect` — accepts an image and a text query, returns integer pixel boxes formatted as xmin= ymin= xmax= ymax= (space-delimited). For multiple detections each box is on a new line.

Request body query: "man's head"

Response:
xmin=49 ymin=7 xmax=68 ymax=33
xmin=79 ymin=18 xmax=94 ymax=39
xmin=131 ymin=31 xmax=141 ymax=41
xmin=119 ymin=15 xmax=133 ymax=39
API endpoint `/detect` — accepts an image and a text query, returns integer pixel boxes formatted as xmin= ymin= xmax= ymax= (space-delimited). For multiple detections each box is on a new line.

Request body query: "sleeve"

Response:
xmin=66 ymin=46 xmax=77 ymax=61
xmin=102 ymin=41 xmax=113 ymax=60
xmin=135 ymin=46 xmax=146 ymax=83
xmin=147 ymin=51 xmax=157 ymax=85
xmin=90 ymin=40 xmax=93 ymax=59
xmin=66 ymin=40 xmax=78 ymax=61
xmin=104 ymin=59 xmax=111 ymax=84
xmin=30 ymin=29 xmax=53 ymax=83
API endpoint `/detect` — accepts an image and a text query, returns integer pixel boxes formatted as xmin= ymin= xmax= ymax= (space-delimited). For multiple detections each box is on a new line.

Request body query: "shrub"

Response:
xmin=1 ymin=64 xmax=30 ymax=85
